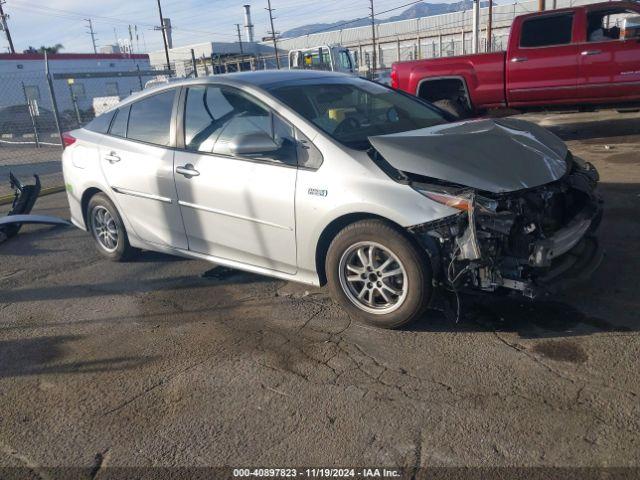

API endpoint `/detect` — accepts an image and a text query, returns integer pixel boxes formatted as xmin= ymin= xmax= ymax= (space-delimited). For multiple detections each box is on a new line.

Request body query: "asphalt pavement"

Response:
xmin=0 ymin=110 xmax=639 ymax=478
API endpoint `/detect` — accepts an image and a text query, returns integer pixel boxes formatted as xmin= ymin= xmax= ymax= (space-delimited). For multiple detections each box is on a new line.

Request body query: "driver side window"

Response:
xmin=183 ymin=85 xmax=297 ymax=165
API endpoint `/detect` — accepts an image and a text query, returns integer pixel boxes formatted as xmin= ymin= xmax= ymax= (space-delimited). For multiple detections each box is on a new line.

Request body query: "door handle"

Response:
xmin=176 ymin=164 xmax=200 ymax=178
xmin=104 ymin=152 xmax=120 ymax=163
xmin=581 ymin=49 xmax=602 ymax=56
xmin=511 ymin=56 xmax=528 ymax=63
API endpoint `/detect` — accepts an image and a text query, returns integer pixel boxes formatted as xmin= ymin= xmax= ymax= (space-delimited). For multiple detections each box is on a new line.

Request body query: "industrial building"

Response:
xmin=0 ymin=52 xmax=151 ymax=112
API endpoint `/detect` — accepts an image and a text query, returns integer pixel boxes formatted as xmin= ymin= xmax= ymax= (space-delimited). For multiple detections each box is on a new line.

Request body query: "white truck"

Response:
xmin=288 ymin=45 xmax=356 ymax=74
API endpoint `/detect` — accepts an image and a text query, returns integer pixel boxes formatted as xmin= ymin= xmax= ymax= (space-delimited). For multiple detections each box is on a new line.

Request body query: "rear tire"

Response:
xmin=433 ymin=98 xmax=472 ymax=120
xmin=326 ymin=219 xmax=432 ymax=329
xmin=87 ymin=193 xmax=138 ymax=262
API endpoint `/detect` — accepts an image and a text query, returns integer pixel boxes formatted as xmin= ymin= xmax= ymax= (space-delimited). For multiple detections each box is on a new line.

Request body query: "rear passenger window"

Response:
xmin=109 ymin=106 xmax=129 ymax=137
xmin=520 ymin=14 xmax=574 ymax=47
xmin=127 ymin=90 xmax=175 ymax=146
xmin=85 ymin=110 xmax=115 ymax=134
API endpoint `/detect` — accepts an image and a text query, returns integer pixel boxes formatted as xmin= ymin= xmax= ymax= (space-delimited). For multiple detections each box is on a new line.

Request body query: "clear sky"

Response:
xmin=1 ymin=0 xmax=469 ymax=54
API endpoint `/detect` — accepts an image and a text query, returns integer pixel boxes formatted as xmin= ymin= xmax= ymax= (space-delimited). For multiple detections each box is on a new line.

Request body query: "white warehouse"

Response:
xmin=0 ymin=53 xmax=152 ymax=113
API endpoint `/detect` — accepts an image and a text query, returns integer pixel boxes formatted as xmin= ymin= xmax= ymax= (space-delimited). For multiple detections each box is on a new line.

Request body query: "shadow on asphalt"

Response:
xmin=409 ymin=298 xmax=633 ymax=340
xmin=0 ymin=335 xmax=154 ymax=378
xmin=546 ymin=116 xmax=640 ymax=142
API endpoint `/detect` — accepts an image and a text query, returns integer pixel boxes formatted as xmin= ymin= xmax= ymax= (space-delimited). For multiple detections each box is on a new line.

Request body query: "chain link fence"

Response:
xmin=0 ymin=63 xmax=169 ymax=198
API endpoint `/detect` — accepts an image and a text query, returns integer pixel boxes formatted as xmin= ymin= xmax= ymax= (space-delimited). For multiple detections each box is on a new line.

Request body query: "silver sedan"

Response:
xmin=62 ymin=70 xmax=602 ymax=328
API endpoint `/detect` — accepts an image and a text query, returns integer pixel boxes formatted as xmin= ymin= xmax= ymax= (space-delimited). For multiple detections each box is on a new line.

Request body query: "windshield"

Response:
xmin=268 ymin=77 xmax=446 ymax=150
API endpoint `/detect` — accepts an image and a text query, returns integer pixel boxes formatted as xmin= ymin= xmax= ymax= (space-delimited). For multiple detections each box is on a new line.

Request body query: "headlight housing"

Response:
xmin=413 ymin=186 xmax=497 ymax=213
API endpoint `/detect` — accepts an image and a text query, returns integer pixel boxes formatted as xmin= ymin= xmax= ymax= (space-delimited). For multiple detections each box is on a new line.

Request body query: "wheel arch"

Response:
xmin=417 ymin=76 xmax=472 ymax=110
xmin=314 ymin=212 xmax=419 ymax=286
xmin=80 ymin=186 xmax=105 ymax=230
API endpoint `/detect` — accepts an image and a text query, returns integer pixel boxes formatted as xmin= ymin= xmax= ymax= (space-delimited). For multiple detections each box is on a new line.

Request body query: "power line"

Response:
xmin=0 ymin=0 xmax=15 ymax=54
xmin=266 ymin=0 xmax=280 ymax=69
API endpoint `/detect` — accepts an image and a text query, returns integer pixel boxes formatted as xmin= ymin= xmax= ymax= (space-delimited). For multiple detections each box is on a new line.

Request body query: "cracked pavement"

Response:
xmin=0 ymin=110 xmax=639 ymax=476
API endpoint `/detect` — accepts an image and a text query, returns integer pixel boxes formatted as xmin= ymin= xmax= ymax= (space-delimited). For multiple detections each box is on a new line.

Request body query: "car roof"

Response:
xmin=144 ymin=69 xmax=350 ymax=93
xmin=107 ymin=70 xmax=358 ymax=112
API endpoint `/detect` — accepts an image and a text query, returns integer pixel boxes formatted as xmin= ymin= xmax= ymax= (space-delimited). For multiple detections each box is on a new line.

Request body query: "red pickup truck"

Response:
xmin=391 ymin=1 xmax=640 ymax=117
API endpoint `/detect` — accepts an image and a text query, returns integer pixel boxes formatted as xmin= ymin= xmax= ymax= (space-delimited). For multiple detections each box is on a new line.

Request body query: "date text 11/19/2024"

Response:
xmin=233 ymin=468 xmax=402 ymax=478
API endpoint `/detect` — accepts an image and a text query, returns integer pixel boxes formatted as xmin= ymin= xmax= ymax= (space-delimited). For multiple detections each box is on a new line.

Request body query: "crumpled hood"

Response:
xmin=368 ymin=118 xmax=569 ymax=193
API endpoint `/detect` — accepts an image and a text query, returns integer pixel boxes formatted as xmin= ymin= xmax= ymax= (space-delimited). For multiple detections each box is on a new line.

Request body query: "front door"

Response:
xmin=99 ymin=89 xmax=188 ymax=249
xmin=173 ymin=84 xmax=298 ymax=274
xmin=507 ymin=12 xmax=579 ymax=105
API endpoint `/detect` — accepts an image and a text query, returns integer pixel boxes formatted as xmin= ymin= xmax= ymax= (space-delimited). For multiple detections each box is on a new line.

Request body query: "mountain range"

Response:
xmin=280 ymin=0 xmax=491 ymax=39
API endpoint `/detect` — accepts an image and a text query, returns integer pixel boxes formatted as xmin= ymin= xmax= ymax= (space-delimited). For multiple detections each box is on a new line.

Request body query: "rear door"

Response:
xmin=507 ymin=12 xmax=579 ymax=105
xmin=99 ymin=89 xmax=188 ymax=249
xmin=173 ymin=84 xmax=298 ymax=274
xmin=577 ymin=6 xmax=640 ymax=101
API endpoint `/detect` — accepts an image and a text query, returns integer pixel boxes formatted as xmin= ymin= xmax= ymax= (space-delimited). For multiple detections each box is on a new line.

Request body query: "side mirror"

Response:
xmin=228 ymin=132 xmax=279 ymax=156
xmin=622 ymin=16 xmax=640 ymax=40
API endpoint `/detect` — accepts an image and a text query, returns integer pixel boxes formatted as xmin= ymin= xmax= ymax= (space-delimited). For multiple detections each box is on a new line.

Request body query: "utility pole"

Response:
xmin=538 ymin=0 xmax=545 ymax=11
xmin=369 ymin=0 xmax=377 ymax=75
xmin=471 ymin=0 xmax=479 ymax=53
xmin=156 ymin=0 xmax=171 ymax=71
xmin=235 ymin=23 xmax=244 ymax=55
xmin=266 ymin=0 xmax=280 ymax=69
xmin=85 ymin=18 xmax=98 ymax=54
xmin=486 ymin=0 xmax=493 ymax=52
xmin=0 ymin=0 xmax=15 ymax=54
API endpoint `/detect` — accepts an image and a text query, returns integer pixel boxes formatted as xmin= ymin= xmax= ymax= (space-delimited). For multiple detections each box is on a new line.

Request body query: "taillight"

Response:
xmin=390 ymin=65 xmax=399 ymax=89
xmin=62 ymin=132 xmax=76 ymax=147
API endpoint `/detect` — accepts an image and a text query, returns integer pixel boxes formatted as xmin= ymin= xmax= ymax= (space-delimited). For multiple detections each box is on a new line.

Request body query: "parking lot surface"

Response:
xmin=1 ymin=110 xmax=639 ymax=476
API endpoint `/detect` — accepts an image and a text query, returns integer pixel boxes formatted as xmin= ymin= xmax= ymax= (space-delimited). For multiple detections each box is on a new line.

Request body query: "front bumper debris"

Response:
xmin=0 ymin=173 xmax=71 ymax=243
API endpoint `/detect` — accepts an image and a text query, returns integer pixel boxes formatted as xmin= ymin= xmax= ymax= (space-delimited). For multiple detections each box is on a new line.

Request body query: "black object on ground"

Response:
xmin=0 ymin=172 xmax=71 ymax=243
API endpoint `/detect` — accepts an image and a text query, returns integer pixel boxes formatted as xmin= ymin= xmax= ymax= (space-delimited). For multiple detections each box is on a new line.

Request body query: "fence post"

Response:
xmin=21 ymin=81 xmax=40 ymax=148
xmin=190 ymin=48 xmax=198 ymax=77
xmin=136 ymin=64 xmax=144 ymax=90
xmin=67 ymin=80 xmax=82 ymax=126
xmin=44 ymin=52 xmax=64 ymax=149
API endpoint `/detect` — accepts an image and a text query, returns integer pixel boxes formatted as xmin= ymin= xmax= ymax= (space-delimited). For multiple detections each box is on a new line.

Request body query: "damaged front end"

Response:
xmin=409 ymin=155 xmax=603 ymax=300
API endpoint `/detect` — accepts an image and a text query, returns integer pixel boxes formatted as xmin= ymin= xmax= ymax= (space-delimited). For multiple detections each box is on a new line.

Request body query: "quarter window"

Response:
xmin=127 ymin=90 xmax=175 ymax=146
xmin=520 ymin=14 xmax=574 ymax=47
xmin=183 ymin=85 xmax=297 ymax=165
xmin=86 ymin=110 xmax=116 ymax=134
xmin=109 ymin=105 xmax=130 ymax=137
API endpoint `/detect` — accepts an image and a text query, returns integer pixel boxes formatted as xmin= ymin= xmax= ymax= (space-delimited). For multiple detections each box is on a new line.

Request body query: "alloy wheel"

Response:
xmin=338 ymin=241 xmax=408 ymax=314
xmin=90 ymin=205 xmax=119 ymax=253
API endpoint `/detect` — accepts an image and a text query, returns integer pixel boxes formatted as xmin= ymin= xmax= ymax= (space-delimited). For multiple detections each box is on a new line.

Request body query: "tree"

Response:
xmin=23 ymin=44 xmax=64 ymax=54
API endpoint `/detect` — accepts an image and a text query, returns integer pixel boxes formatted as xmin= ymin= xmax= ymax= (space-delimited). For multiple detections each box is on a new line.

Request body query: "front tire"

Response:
xmin=326 ymin=220 xmax=432 ymax=329
xmin=87 ymin=193 xmax=138 ymax=261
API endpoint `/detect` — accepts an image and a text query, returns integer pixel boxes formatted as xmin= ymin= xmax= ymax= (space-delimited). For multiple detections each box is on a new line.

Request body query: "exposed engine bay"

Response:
xmin=407 ymin=155 xmax=603 ymax=300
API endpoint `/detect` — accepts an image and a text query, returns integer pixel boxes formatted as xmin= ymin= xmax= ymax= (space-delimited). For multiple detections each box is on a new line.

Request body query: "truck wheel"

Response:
xmin=326 ymin=219 xmax=432 ymax=329
xmin=87 ymin=193 xmax=138 ymax=262
xmin=433 ymin=99 xmax=472 ymax=120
